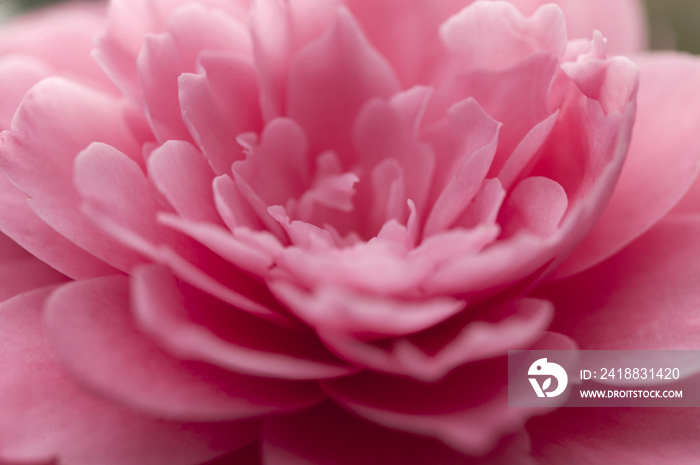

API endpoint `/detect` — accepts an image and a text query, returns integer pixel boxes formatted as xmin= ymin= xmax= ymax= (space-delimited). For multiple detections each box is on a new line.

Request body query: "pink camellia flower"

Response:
xmin=1 ymin=0 xmax=700 ymax=463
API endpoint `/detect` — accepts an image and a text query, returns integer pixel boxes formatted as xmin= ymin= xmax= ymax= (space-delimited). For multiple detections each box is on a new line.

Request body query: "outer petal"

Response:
xmin=555 ymin=53 xmax=700 ymax=279
xmin=45 ymin=275 xmax=326 ymax=421
xmin=262 ymin=401 xmax=536 ymax=465
xmin=0 ymin=232 xmax=67 ymax=303
xmin=0 ymin=287 xmax=259 ymax=465
xmin=541 ymin=215 xmax=700 ymax=350
xmin=528 ymin=408 xmax=700 ymax=465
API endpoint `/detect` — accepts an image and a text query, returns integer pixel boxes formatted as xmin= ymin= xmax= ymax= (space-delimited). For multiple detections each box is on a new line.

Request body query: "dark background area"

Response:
xmin=2 ymin=0 xmax=700 ymax=54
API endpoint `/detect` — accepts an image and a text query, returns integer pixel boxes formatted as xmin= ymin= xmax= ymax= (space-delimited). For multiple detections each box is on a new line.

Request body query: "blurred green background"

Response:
xmin=2 ymin=0 xmax=700 ymax=53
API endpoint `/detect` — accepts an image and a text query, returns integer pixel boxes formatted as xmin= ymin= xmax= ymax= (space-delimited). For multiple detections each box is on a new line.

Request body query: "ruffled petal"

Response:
xmin=75 ymin=144 xmax=285 ymax=323
xmin=316 ymin=299 xmax=553 ymax=382
xmin=0 ymin=78 xmax=150 ymax=273
xmin=132 ymin=264 xmax=355 ymax=380
xmin=270 ymin=279 xmax=465 ymax=339
xmin=509 ymin=0 xmax=648 ymax=55
xmin=137 ymin=3 xmax=251 ymax=143
xmin=94 ymin=0 xmax=247 ymax=105
xmin=44 ymin=275 xmax=325 ymax=421
xmin=555 ymin=53 xmax=700 ymax=278
xmin=179 ymin=51 xmax=263 ymax=175
xmin=440 ymin=2 xmax=566 ymax=72
xmin=353 ymin=87 xmax=436 ymax=217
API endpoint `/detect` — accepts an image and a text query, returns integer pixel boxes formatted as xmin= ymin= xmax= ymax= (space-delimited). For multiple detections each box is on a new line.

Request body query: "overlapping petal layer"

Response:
xmin=0 ymin=0 xmax=699 ymax=463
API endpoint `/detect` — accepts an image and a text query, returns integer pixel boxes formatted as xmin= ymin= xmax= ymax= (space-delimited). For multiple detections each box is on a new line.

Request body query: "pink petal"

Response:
xmin=0 ymin=173 xmax=118 ymax=279
xmin=317 ymin=298 xmax=553 ymax=382
xmin=424 ymin=127 xmax=630 ymax=299
xmin=157 ymin=213 xmax=273 ymax=277
xmin=0 ymin=232 xmax=67 ymax=303
xmin=509 ymin=0 xmax=648 ymax=55
xmin=94 ymin=0 xmax=247 ymax=106
xmin=454 ymin=178 xmax=506 ymax=229
xmin=425 ymin=98 xmax=500 ymax=205
xmin=201 ymin=443 xmax=261 ymax=465
xmin=561 ymin=40 xmax=640 ymax=115
xmin=268 ymin=206 xmax=335 ymax=252
xmin=542 ymin=215 xmax=700 ymax=350
xmin=497 ymin=111 xmax=559 ymax=191
xmin=528 ymin=408 xmax=700 ymax=465
xmin=274 ymin=240 xmax=432 ymax=296
xmin=213 ymin=174 xmax=262 ymax=231
xmin=133 ymin=265 xmax=355 ymax=380
xmin=424 ymin=109 xmax=500 ymax=237
xmin=500 ymin=177 xmax=568 ymax=238
xmin=180 ymin=51 xmax=262 ymax=175
xmin=262 ymin=401 xmax=534 ymax=465
xmin=410 ymin=224 xmax=501 ymax=266
xmin=367 ymin=159 xmax=407 ymax=232
xmin=295 ymin=169 xmax=360 ymax=220
xmin=137 ymin=3 xmax=250 ymax=143
xmin=0 ymin=1 xmax=116 ymax=93
xmin=147 ymin=140 xmax=223 ymax=226
xmin=80 ymin=203 xmax=283 ymax=324
xmin=74 ymin=143 xmax=285 ymax=323
xmin=343 ymin=0 xmax=468 ymax=88
xmin=439 ymin=2 xmax=566 ymax=72
xmin=0 ymin=55 xmax=51 ymax=131
xmin=0 ymin=287 xmax=259 ymax=465
xmin=45 ymin=275 xmax=325 ymax=420
xmin=353 ymin=87 xmax=436 ymax=217
xmin=432 ymin=53 xmax=559 ymax=179
xmin=233 ymin=118 xmax=311 ymax=208
xmin=269 ymin=280 xmax=465 ymax=338
xmin=287 ymin=7 xmax=400 ymax=163
xmin=0 ymin=78 xmax=150 ymax=273
xmin=249 ymin=0 xmax=341 ymax=120
xmin=73 ymin=142 xmax=179 ymax=267
xmin=555 ymin=53 xmax=700 ymax=278
xmin=321 ymin=359 xmax=532 ymax=455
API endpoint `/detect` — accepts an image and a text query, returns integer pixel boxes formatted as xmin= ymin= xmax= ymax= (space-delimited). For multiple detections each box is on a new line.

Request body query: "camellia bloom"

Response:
xmin=1 ymin=0 xmax=700 ymax=463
